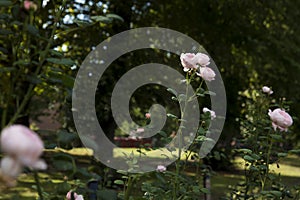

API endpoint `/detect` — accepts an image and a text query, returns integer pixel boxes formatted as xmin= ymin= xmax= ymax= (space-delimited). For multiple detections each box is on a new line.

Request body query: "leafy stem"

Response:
xmin=8 ymin=0 xmax=67 ymax=125
xmin=33 ymin=171 xmax=44 ymax=200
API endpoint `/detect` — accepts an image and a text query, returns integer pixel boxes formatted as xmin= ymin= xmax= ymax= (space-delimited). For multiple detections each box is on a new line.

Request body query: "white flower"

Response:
xmin=262 ymin=86 xmax=273 ymax=95
xmin=203 ymin=107 xmax=216 ymax=120
xmin=156 ymin=165 xmax=166 ymax=172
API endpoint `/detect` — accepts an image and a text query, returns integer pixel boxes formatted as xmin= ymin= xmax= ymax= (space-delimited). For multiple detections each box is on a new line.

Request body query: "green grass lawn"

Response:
xmin=0 ymin=148 xmax=299 ymax=199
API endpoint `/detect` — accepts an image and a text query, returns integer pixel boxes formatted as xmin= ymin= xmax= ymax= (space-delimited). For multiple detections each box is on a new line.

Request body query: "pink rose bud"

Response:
xmin=145 ymin=113 xmax=151 ymax=119
xmin=203 ymin=107 xmax=216 ymax=120
xmin=197 ymin=67 xmax=216 ymax=82
xmin=262 ymin=86 xmax=273 ymax=95
xmin=24 ymin=0 xmax=38 ymax=11
xmin=0 ymin=125 xmax=47 ymax=169
xmin=156 ymin=165 xmax=166 ymax=172
xmin=180 ymin=53 xmax=199 ymax=72
xmin=196 ymin=53 xmax=210 ymax=67
xmin=0 ymin=156 xmax=22 ymax=178
xmin=268 ymin=108 xmax=293 ymax=132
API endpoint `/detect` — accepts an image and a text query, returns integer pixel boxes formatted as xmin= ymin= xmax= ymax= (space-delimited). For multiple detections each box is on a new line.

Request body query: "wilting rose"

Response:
xmin=197 ymin=67 xmax=216 ymax=81
xmin=156 ymin=165 xmax=166 ymax=172
xmin=180 ymin=53 xmax=199 ymax=72
xmin=268 ymin=108 xmax=293 ymax=132
xmin=0 ymin=125 xmax=47 ymax=169
xmin=203 ymin=107 xmax=216 ymax=120
xmin=262 ymin=86 xmax=273 ymax=95
xmin=66 ymin=191 xmax=84 ymax=200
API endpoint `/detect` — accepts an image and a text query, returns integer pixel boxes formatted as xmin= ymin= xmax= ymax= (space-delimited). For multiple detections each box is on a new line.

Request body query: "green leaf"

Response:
xmin=73 ymin=19 xmax=91 ymax=27
xmin=13 ymin=60 xmax=30 ymax=66
xmin=167 ymin=88 xmax=178 ymax=96
xmin=49 ymin=49 xmax=64 ymax=58
xmin=243 ymin=155 xmax=255 ymax=162
xmin=235 ymin=148 xmax=252 ymax=154
xmin=0 ymin=1 xmax=12 ymax=7
xmin=200 ymin=188 xmax=210 ymax=194
xmin=26 ymin=75 xmax=42 ymax=84
xmin=91 ymin=15 xmax=112 ymax=23
xmin=55 ymin=181 xmax=71 ymax=195
xmin=0 ymin=47 xmax=8 ymax=54
xmin=114 ymin=180 xmax=124 ymax=185
xmin=204 ymin=91 xmax=216 ymax=96
xmin=57 ymin=130 xmax=77 ymax=144
xmin=53 ymin=160 xmax=73 ymax=171
xmin=48 ymin=71 xmax=75 ymax=88
xmin=158 ymin=131 xmax=167 ymax=137
xmin=251 ymin=153 xmax=261 ymax=160
xmin=167 ymin=113 xmax=178 ymax=119
xmin=277 ymin=152 xmax=288 ymax=157
xmin=196 ymin=92 xmax=205 ymax=97
xmin=270 ymin=190 xmax=282 ymax=197
xmin=46 ymin=58 xmax=75 ymax=66
xmin=26 ymin=24 xmax=39 ymax=36
xmin=0 ymin=29 xmax=13 ymax=35
xmin=249 ymin=166 xmax=259 ymax=171
xmin=0 ymin=67 xmax=16 ymax=73
xmin=106 ymin=14 xmax=124 ymax=22
xmin=270 ymin=134 xmax=282 ymax=140
xmin=288 ymin=149 xmax=300 ymax=154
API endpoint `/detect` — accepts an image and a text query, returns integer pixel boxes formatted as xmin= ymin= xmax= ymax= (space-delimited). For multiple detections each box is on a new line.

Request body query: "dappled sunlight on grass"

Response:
xmin=233 ymin=155 xmax=300 ymax=177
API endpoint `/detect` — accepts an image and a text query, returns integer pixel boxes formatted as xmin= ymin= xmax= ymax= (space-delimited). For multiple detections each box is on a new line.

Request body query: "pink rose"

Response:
xmin=203 ymin=107 xmax=216 ymax=120
xmin=180 ymin=53 xmax=199 ymax=72
xmin=156 ymin=165 xmax=166 ymax=172
xmin=0 ymin=125 xmax=47 ymax=169
xmin=197 ymin=67 xmax=216 ymax=81
xmin=145 ymin=113 xmax=151 ymax=119
xmin=268 ymin=108 xmax=293 ymax=132
xmin=262 ymin=86 xmax=273 ymax=95
xmin=66 ymin=191 xmax=84 ymax=200
xmin=196 ymin=53 xmax=210 ymax=67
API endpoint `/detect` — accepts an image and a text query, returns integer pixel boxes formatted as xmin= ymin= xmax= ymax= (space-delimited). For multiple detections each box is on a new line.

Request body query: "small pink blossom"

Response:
xmin=180 ymin=53 xmax=199 ymax=72
xmin=197 ymin=67 xmax=216 ymax=81
xmin=145 ymin=113 xmax=151 ymax=119
xmin=0 ymin=125 xmax=47 ymax=169
xmin=268 ymin=108 xmax=293 ymax=132
xmin=24 ymin=0 xmax=38 ymax=11
xmin=66 ymin=191 xmax=84 ymax=200
xmin=156 ymin=165 xmax=166 ymax=172
xmin=262 ymin=86 xmax=273 ymax=95
xmin=203 ymin=107 xmax=216 ymax=120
